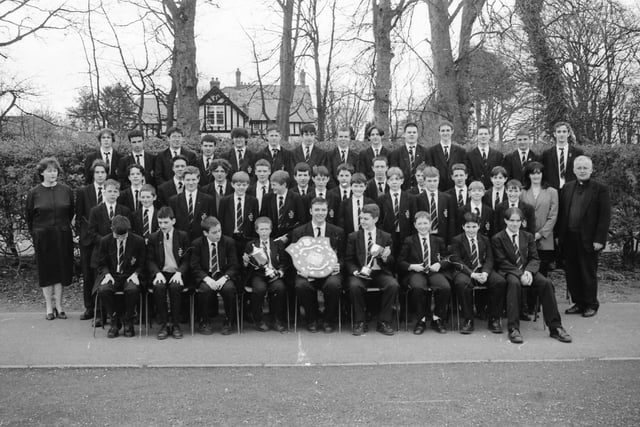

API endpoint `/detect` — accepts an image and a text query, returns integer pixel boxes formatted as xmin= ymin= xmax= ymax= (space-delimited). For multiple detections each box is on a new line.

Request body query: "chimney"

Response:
xmin=236 ymin=68 xmax=241 ymax=88
xmin=210 ymin=77 xmax=220 ymax=89
xmin=299 ymin=69 xmax=306 ymax=86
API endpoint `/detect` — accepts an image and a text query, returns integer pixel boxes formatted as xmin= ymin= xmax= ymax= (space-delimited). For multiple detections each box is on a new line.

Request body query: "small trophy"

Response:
xmin=248 ymin=245 xmax=278 ymax=282
xmin=356 ymin=243 xmax=383 ymax=279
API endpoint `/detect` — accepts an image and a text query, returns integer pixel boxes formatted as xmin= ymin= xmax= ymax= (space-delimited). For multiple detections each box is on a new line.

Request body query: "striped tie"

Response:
xmin=109 ymin=206 xmax=114 ymax=219
xmin=393 ymin=194 xmax=400 ymax=230
xmin=422 ymin=237 xmax=430 ymax=266
xmin=142 ymin=209 xmax=150 ymax=239
xmin=559 ymin=147 xmax=565 ymax=179
xmin=457 ymin=189 xmax=463 ymax=207
xmin=97 ymin=187 xmax=103 ymax=205
xmin=188 ymin=193 xmax=194 ymax=224
xmin=470 ymin=238 xmax=479 ymax=271
xmin=430 ymin=192 xmax=438 ymax=231
xmin=117 ymin=240 xmax=124 ymax=273
xmin=512 ymin=234 xmax=523 ymax=270
xmin=209 ymin=243 xmax=218 ymax=274
xmin=366 ymin=232 xmax=373 ymax=265
xmin=277 ymin=196 xmax=284 ymax=226
xmin=236 ymin=197 xmax=243 ymax=231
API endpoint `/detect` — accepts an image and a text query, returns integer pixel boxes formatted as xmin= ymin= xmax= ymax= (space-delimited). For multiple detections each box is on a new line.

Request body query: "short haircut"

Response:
xmin=127 ymin=129 xmax=144 ymax=141
xmin=210 ymin=158 xmax=231 ymax=173
xmin=201 ymin=134 xmax=218 ymax=144
xmin=415 ymin=162 xmax=428 ymax=173
xmin=404 ymin=122 xmax=418 ymax=132
xmin=183 ymin=165 xmax=200 ymax=178
xmin=127 ymin=163 xmax=145 ymax=176
xmin=504 ymin=207 xmax=523 ymax=220
xmin=438 ymin=120 xmax=454 ymax=130
xmin=157 ymin=206 xmax=175 ymax=219
xmin=231 ymin=128 xmax=249 ymax=139
xmin=104 ymin=179 xmax=120 ymax=190
xmin=477 ymin=124 xmax=491 ymax=133
xmin=140 ymin=183 xmax=156 ymax=196
xmin=266 ymin=125 xmax=279 ymax=134
xmin=270 ymin=170 xmax=289 ymax=186
xmin=166 ymin=126 xmax=183 ymax=137
xmin=386 ymin=167 xmax=403 ymax=179
xmin=171 ymin=154 xmax=188 ymax=166
xmin=362 ymin=203 xmax=380 ymax=219
xmin=366 ymin=125 xmax=384 ymax=139
xmin=350 ymin=173 xmax=367 ymax=185
xmin=422 ymin=166 xmax=439 ymax=178
xmin=231 ymin=171 xmax=250 ymax=183
xmin=516 ymin=128 xmax=531 ymax=137
xmin=97 ymin=128 xmax=116 ymax=142
xmin=372 ymin=155 xmax=388 ymax=166
xmin=254 ymin=216 xmax=272 ymax=230
xmin=574 ymin=155 xmax=592 ymax=167
xmin=254 ymin=158 xmax=271 ymax=170
xmin=337 ymin=126 xmax=351 ymax=134
xmin=468 ymin=180 xmax=485 ymax=191
xmin=462 ymin=212 xmax=479 ymax=225
xmin=36 ymin=157 xmax=61 ymax=180
xmin=336 ymin=163 xmax=354 ymax=174
xmin=111 ymin=215 xmax=131 ymax=234
xmin=312 ymin=165 xmax=330 ymax=177
xmin=414 ymin=211 xmax=431 ymax=222
xmin=490 ymin=166 xmax=508 ymax=178
xmin=294 ymin=162 xmax=311 ymax=175
xmin=201 ymin=216 xmax=221 ymax=231
xmin=310 ymin=197 xmax=328 ymax=208
xmin=506 ymin=179 xmax=523 ymax=190
xmin=451 ymin=163 xmax=468 ymax=174
xmin=553 ymin=121 xmax=571 ymax=131
xmin=301 ymin=124 xmax=316 ymax=134
xmin=90 ymin=159 xmax=108 ymax=175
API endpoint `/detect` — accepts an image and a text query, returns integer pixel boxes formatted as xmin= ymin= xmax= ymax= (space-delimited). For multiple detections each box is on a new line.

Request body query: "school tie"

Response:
xmin=408 ymin=146 xmax=415 ymax=170
xmin=117 ymin=239 xmax=124 ymax=273
xmin=172 ymin=150 xmax=178 ymax=159
xmin=237 ymin=149 xmax=244 ymax=167
xmin=393 ymin=193 xmax=400 ymax=229
xmin=109 ymin=205 xmax=114 ymax=219
xmin=378 ymin=182 xmax=384 ymax=194
xmin=429 ymin=192 xmax=438 ymax=231
xmin=559 ymin=147 xmax=565 ymax=178
xmin=470 ymin=238 xmax=479 ymax=271
xmin=134 ymin=190 xmax=139 ymax=210
xmin=304 ymin=147 xmax=310 ymax=162
xmin=262 ymin=241 xmax=271 ymax=265
xmin=97 ymin=186 xmax=103 ymax=204
xmin=512 ymin=234 xmax=523 ymax=270
xmin=165 ymin=232 xmax=170 ymax=241
xmin=494 ymin=192 xmax=500 ymax=209
xmin=135 ymin=154 xmax=142 ymax=165
xmin=188 ymin=193 xmax=194 ymax=224
xmin=143 ymin=209 xmax=150 ymax=239
xmin=443 ymin=146 xmax=449 ymax=162
xmin=475 ymin=207 xmax=480 ymax=217
xmin=374 ymin=149 xmax=379 ymax=157
xmin=366 ymin=232 xmax=373 ymax=265
xmin=277 ymin=195 xmax=284 ymax=225
xmin=341 ymin=150 xmax=346 ymax=163
xmin=104 ymin=152 xmax=110 ymax=173
xmin=272 ymin=149 xmax=278 ymax=159
xmin=205 ymin=157 xmax=211 ymax=170
xmin=521 ymin=152 xmax=527 ymax=165
xmin=457 ymin=189 xmax=463 ymax=207
xmin=422 ymin=237 xmax=430 ymax=266
xmin=177 ymin=181 xmax=184 ymax=193
xmin=317 ymin=192 xmax=324 ymax=199
xmin=218 ymin=185 xmax=224 ymax=196
xmin=209 ymin=242 xmax=219 ymax=274
xmin=315 ymin=227 xmax=321 ymax=238
xmin=356 ymin=199 xmax=361 ymax=218
xmin=342 ymin=190 xmax=348 ymax=201
xmin=236 ymin=197 xmax=243 ymax=231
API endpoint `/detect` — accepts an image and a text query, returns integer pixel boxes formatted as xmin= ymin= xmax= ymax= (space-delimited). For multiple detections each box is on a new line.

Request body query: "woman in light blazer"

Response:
xmin=521 ymin=161 xmax=558 ymax=277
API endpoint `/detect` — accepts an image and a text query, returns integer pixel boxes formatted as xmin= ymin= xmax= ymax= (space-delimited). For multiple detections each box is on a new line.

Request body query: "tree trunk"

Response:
xmin=372 ymin=0 xmax=394 ymax=139
xmin=164 ymin=0 xmax=199 ymax=144
xmin=277 ymin=0 xmax=296 ymax=141
xmin=516 ymin=0 xmax=569 ymax=133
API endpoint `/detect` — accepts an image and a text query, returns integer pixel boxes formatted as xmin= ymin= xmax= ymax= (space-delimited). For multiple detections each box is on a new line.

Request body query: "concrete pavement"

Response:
xmin=1 ymin=302 xmax=639 ymax=368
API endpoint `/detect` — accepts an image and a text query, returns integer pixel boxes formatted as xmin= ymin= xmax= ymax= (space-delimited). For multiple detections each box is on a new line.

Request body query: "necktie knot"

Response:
xmin=166 ymin=232 xmax=170 ymax=241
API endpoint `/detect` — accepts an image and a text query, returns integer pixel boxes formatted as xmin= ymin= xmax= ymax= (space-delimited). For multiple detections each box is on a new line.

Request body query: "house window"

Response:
xmin=206 ymin=105 xmax=225 ymax=128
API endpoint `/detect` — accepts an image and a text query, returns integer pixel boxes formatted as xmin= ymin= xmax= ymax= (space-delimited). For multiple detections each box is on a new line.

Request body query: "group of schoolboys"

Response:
xmin=75 ymin=120 xmax=575 ymax=345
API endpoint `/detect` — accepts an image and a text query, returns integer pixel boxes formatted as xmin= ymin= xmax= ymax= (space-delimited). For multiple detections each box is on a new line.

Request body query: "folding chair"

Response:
xmin=93 ymin=290 xmax=143 ymax=338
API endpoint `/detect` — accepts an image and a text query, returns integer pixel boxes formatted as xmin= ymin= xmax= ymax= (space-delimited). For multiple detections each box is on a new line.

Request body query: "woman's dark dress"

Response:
xmin=25 ymin=183 xmax=75 ymax=287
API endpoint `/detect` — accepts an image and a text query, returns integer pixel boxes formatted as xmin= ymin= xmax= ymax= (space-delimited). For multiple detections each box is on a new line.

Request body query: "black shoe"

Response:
xmin=307 ymin=322 xmax=318 ymax=333
xmin=94 ymin=318 xmax=103 ymax=328
xmin=377 ymin=321 xmax=394 ymax=336
xmin=322 ymin=322 xmax=334 ymax=333
xmin=431 ymin=318 xmax=446 ymax=334
xmin=46 ymin=313 xmax=55 ymax=321
xmin=352 ymin=321 xmax=365 ymax=336
xmin=488 ymin=318 xmax=503 ymax=334
xmin=198 ymin=322 xmax=213 ymax=335
xmin=582 ymin=308 xmax=597 ymax=318
xmin=221 ymin=321 xmax=233 ymax=335
xmin=509 ymin=328 xmax=523 ymax=344
xmin=157 ymin=325 xmax=169 ymax=340
xmin=550 ymin=327 xmax=572 ymax=343
xmin=565 ymin=304 xmax=584 ymax=315
xmin=80 ymin=310 xmax=94 ymax=320
xmin=107 ymin=326 xmax=119 ymax=338
xmin=172 ymin=324 xmax=183 ymax=339
xmin=274 ymin=320 xmax=286 ymax=333
xmin=413 ymin=321 xmax=426 ymax=335
xmin=123 ymin=325 xmax=135 ymax=338
xmin=519 ymin=313 xmax=531 ymax=321
xmin=460 ymin=319 xmax=474 ymax=334
xmin=55 ymin=310 xmax=67 ymax=320
xmin=255 ymin=321 xmax=270 ymax=332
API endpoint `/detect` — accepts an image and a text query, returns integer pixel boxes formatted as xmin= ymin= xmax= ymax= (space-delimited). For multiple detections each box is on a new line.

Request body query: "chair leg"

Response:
xmin=145 ymin=291 xmax=149 ymax=337
xmin=286 ymin=293 xmax=291 ymax=331
xmin=236 ymin=294 xmax=241 ymax=335
xmin=138 ymin=293 xmax=143 ymax=339
xmin=294 ymin=295 xmax=298 ymax=333
xmin=404 ymin=289 xmax=409 ymax=332
xmin=338 ymin=295 xmax=342 ymax=333
xmin=240 ymin=292 xmax=244 ymax=333
xmin=190 ymin=291 xmax=195 ymax=336
xmin=92 ymin=292 xmax=99 ymax=338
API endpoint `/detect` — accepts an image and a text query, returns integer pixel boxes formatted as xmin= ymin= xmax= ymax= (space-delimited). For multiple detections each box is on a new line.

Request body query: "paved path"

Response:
xmin=1 ymin=302 xmax=639 ymax=368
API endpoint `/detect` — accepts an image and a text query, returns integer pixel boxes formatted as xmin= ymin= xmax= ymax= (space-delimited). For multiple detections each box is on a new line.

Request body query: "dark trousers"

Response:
xmin=348 ymin=271 xmax=399 ymax=323
xmin=80 ymin=245 xmax=95 ymax=310
xmin=407 ymin=271 xmax=451 ymax=321
xmin=504 ymin=272 xmax=562 ymax=331
xmin=453 ymin=271 xmax=506 ymax=321
xmin=153 ymin=272 xmax=183 ymax=325
xmin=564 ymin=231 xmax=599 ymax=310
xmin=97 ymin=277 xmax=140 ymax=325
xmin=197 ymin=280 xmax=237 ymax=324
xmin=294 ymin=274 xmax=342 ymax=324
xmin=250 ymin=275 xmax=286 ymax=323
